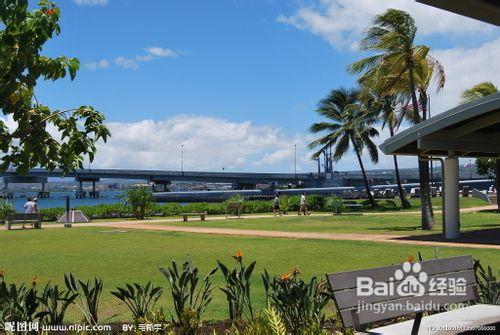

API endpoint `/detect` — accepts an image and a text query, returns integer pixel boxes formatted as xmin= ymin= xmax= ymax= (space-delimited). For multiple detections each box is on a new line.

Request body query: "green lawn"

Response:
xmin=0 ymin=227 xmax=498 ymax=322
xmin=148 ymin=211 xmax=500 ymax=236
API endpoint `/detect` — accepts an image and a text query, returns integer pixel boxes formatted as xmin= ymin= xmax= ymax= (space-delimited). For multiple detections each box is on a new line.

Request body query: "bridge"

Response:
xmin=0 ymin=168 xmax=325 ymax=198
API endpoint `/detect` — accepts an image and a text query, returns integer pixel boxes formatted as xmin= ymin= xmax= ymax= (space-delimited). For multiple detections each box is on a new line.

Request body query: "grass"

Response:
xmin=148 ymin=211 xmax=500 ymax=236
xmin=0 ymin=226 xmax=499 ymax=322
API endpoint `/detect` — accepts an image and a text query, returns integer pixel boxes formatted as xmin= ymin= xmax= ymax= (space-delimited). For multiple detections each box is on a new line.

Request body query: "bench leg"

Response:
xmin=411 ymin=312 xmax=423 ymax=335
xmin=201 ymin=215 xmax=205 ymax=221
xmin=183 ymin=215 xmax=188 ymax=222
xmin=5 ymin=221 xmax=10 ymax=230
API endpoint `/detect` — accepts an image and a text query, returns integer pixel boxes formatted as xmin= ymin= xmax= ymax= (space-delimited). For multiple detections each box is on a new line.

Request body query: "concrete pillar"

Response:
xmin=444 ymin=155 xmax=460 ymax=239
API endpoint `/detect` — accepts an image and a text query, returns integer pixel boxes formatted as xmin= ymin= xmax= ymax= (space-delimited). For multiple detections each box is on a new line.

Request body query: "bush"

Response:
xmin=218 ymin=251 xmax=256 ymax=326
xmin=325 ymin=196 xmax=346 ymax=214
xmin=0 ymin=201 xmax=15 ymax=221
xmin=262 ymin=268 xmax=331 ymax=335
xmin=159 ymin=259 xmax=218 ymax=334
xmin=123 ymin=187 xmax=154 ymax=219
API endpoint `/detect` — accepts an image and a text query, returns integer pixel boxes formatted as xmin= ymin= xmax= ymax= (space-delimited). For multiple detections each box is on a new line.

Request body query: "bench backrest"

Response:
xmin=326 ymin=255 xmax=478 ymax=330
xmin=7 ymin=212 xmax=42 ymax=221
xmin=226 ymin=202 xmax=242 ymax=210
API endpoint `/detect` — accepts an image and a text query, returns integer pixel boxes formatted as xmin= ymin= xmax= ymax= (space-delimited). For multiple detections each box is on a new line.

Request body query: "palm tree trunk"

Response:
xmin=389 ymin=126 xmax=411 ymax=209
xmin=351 ymin=136 xmax=377 ymax=207
xmin=409 ymin=66 xmax=435 ymax=230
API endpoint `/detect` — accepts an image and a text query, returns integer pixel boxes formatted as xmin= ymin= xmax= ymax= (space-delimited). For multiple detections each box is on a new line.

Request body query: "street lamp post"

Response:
xmin=294 ymin=144 xmax=297 ymax=178
xmin=181 ymin=144 xmax=184 ymax=174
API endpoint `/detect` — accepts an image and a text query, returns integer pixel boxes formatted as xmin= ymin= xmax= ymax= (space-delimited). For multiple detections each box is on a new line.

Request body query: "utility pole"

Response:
xmin=181 ymin=144 xmax=184 ymax=174
xmin=294 ymin=144 xmax=297 ymax=178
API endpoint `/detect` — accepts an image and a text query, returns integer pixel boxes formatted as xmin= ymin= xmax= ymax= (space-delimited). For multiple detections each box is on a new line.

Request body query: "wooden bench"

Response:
xmin=345 ymin=203 xmax=363 ymax=212
xmin=326 ymin=255 xmax=500 ymax=334
xmin=5 ymin=213 xmax=42 ymax=230
xmin=225 ymin=202 xmax=242 ymax=219
xmin=180 ymin=212 xmax=207 ymax=222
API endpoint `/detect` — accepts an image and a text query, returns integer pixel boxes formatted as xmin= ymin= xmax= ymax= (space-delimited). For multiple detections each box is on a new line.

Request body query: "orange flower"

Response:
xmin=407 ymin=255 xmax=415 ymax=263
xmin=32 ymin=275 xmax=38 ymax=286
xmin=234 ymin=251 xmax=244 ymax=261
xmin=0 ymin=269 xmax=4 ymax=278
xmin=281 ymin=272 xmax=291 ymax=281
xmin=44 ymin=8 xmax=57 ymax=16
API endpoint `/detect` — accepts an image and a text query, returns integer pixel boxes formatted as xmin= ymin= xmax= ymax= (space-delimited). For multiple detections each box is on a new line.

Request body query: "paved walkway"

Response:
xmin=4 ymin=205 xmax=498 ymax=250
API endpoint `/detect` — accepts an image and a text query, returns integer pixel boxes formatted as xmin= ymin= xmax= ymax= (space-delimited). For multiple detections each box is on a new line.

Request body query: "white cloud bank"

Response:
xmin=73 ymin=0 xmax=108 ymax=6
xmin=90 ymin=115 xmax=313 ymax=172
xmin=85 ymin=47 xmax=180 ymax=70
xmin=430 ymin=38 xmax=500 ymax=114
xmin=277 ymin=0 xmax=494 ymax=50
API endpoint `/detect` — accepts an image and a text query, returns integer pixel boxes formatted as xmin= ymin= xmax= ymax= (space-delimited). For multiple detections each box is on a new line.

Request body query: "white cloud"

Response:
xmin=73 ymin=0 xmax=108 ymax=6
xmin=85 ymin=59 xmax=110 ymax=70
xmin=277 ymin=0 xmax=494 ymax=50
xmin=430 ymin=38 xmax=500 ymax=114
xmin=90 ymin=115 xmax=315 ymax=172
xmin=114 ymin=56 xmax=139 ymax=69
xmin=95 ymin=47 xmax=181 ymax=70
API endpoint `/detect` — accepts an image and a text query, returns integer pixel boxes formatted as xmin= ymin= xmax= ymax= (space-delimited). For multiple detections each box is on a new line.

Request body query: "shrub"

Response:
xmin=64 ymin=274 xmax=103 ymax=325
xmin=0 ymin=201 xmax=14 ymax=221
xmin=123 ymin=187 xmax=154 ymax=219
xmin=262 ymin=268 xmax=331 ymax=335
xmin=111 ymin=282 xmax=163 ymax=322
xmin=325 ymin=196 xmax=346 ymax=214
xmin=0 ymin=273 xmax=45 ymax=327
xmin=159 ymin=259 xmax=218 ymax=334
xmin=39 ymin=207 xmax=65 ymax=222
xmin=474 ymin=260 xmax=500 ymax=305
xmin=218 ymin=251 xmax=256 ymax=326
xmin=39 ymin=283 xmax=78 ymax=325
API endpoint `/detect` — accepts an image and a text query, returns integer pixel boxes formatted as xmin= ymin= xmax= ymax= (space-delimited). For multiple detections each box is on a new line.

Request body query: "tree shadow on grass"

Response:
xmin=393 ymin=228 xmax=500 ymax=245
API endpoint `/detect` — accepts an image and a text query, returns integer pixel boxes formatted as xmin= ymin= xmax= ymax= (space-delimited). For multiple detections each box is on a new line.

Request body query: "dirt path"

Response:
xmin=75 ymin=221 xmax=499 ymax=250
xmin=3 ymin=205 xmax=497 ymax=250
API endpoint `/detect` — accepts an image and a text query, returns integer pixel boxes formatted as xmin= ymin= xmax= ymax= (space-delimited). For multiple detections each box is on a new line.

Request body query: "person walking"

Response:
xmin=23 ymin=197 xmax=37 ymax=228
xmin=273 ymin=193 xmax=282 ymax=217
xmin=298 ymin=193 xmax=309 ymax=215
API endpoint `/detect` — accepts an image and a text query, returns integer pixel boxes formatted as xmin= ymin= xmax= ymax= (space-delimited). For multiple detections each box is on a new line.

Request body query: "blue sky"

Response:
xmin=31 ymin=0 xmax=500 ymax=172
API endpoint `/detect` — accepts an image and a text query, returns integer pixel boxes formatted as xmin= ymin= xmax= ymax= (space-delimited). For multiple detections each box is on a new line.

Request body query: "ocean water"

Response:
xmin=7 ymin=191 xmax=124 ymax=212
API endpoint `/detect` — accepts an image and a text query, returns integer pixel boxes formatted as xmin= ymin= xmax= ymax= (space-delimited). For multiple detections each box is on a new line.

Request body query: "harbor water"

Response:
xmin=6 ymin=191 xmax=124 ymax=212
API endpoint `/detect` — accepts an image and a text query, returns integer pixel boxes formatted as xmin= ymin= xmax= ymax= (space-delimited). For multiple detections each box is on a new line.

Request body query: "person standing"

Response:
xmin=298 ymin=193 xmax=309 ymax=215
xmin=23 ymin=197 xmax=36 ymax=228
xmin=273 ymin=193 xmax=282 ymax=217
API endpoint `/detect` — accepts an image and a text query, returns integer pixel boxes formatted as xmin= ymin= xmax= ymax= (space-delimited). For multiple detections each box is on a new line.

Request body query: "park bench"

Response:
xmin=225 ymin=202 xmax=242 ymax=219
xmin=180 ymin=212 xmax=207 ymax=222
xmin=326 ymin=255 xmax=500 ymax=335
xmin=5 ymin=213 xmax=42 ymax=230
xmin=345 ymin=203 xmax=363 ymax=212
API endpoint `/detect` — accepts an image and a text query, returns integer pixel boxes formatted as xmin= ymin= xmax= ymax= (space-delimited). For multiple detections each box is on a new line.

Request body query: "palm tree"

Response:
xmin=461 ymin=82 xmax=498 ymax=103
xmin=309 ymin=87 xmax=379 ymax=207
xmin=348 ymin=9 xmax=436 ymax=230
xmin=461 ymin=82 xmax=499 ymax=212
xmin=364 ymin=95 xmax=411 ymax=209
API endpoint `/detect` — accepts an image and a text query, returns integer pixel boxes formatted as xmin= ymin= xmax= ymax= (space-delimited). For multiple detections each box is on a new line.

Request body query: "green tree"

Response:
xmin=123 ymin=187 xmax=154 ymax=220
xmin=0 ymin=0 xmax=110 ymax=175
xmin=348 ymin=9 xmax=437 ymax=229
xmin=461 ymin=82 xmax=498 ymax=104
xmin=461 ymin=82 xmax=499 ymax=212
xmin=364 ymin=95 xmax=411 ymax=209
xmin=309 ymin=88 xmax=379 ymax=207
